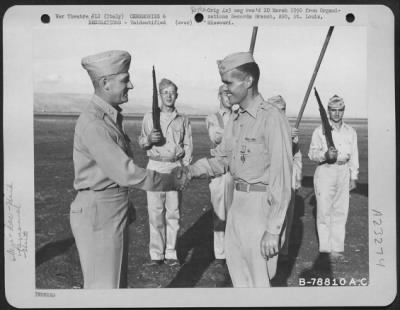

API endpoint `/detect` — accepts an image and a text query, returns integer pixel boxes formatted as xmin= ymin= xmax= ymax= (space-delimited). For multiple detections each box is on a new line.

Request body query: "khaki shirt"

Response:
xmin=308 ymin=122 xmax=359 ymax=180
xmin=73 ymin=95 xmax=174 ymax=191
xmin=139 ymin=110 xmax=193 ymax=166
xmin=189 ymin=95 xmax=293 ymax=234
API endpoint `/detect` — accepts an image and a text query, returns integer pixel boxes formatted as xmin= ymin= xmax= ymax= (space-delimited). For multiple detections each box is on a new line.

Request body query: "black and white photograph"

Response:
xmin=3 ymin=4 xmax=397 ymax=308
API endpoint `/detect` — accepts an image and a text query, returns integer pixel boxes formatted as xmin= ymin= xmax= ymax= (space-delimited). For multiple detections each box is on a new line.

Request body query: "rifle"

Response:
xmin=152 ymin=66 xmax=165 ymax=146
xmin=295 ymin=26 xmax=334 ymax=129
xmin=314 ymin=87 xmax=336 ymax=163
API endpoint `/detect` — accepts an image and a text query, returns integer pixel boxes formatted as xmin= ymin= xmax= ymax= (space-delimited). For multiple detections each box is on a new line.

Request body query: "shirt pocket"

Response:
xmin=240 ymin=141 xmax=267 ymax=175
xmin=70 ymin=197 xmax=83 ymax=214
xmin=171 ymin=125 xmax=184 ymax=142
xmin=338 ymin=137 xmax=352 ymax=159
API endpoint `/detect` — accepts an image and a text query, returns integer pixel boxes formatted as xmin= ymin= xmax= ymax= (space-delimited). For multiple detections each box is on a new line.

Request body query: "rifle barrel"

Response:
xmin=249 ymin=26 xmax=258 ymax=55
xmin=295 ymin=26 xmax=334 ymax=128
xmin=314 ymin=87 xmax=335 ymax=149
xmin=152 ymin=65 xmax=160 ymax=131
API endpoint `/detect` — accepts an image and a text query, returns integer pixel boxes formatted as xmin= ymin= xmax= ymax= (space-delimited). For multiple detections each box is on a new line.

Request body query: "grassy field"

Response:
xmin=34 ymin=115 xmax=368 ymax=288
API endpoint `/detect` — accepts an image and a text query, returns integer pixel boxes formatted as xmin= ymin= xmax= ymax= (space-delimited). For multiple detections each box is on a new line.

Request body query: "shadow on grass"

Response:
xmin=298 ymin=253 xmax=336 ymax=286
xmin=167 ymin=210 xmax=214 ymax=288
xmin=272 ymin=192 xmax=305 ymax=287
xmin=353 ymin=182 xmax=368 ymax=197
xmin=36 ymin=237 xmax=75 ymax=267
xmin=302 ymin=175 xmax=368 ymax=198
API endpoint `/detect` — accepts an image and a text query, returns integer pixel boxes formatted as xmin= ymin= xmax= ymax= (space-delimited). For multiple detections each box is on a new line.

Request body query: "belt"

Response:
xmin=234 ymin=182 xmax=268 ymax=192
xmin=77 ymin=188 xmax=90 ymax=192
xmin=149 ymin=156 xmax=177 ymax=163
xmin=77 ymin=186 xmax=121 ymax=192
xmin=318 ymin=160 xmax=348 ymax=166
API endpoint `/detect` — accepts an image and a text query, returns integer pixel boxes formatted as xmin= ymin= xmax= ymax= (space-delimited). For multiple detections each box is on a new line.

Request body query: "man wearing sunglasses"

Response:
xmin=308 ymin=95 xmax=359 ymax=263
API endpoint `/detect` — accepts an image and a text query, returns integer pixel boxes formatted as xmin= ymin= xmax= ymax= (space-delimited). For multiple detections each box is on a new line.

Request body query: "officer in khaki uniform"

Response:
xmin=71 ymin=50 xmax=183 ymax=289
xmin=205 ymin=85 xmax=235 ymax=264
xmin=177 ymin=52 xmax=293 ymax=287
xmin=139 ymin=78 xmax=193 ymax=266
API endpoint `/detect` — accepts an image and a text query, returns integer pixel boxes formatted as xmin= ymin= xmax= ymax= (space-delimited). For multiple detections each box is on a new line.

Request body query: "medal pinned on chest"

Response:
xmin=240 ymin=144 xmax=247 ymax=163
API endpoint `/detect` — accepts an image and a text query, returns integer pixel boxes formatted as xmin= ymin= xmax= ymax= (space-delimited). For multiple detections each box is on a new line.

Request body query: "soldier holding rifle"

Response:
xmin=139 ymin=77 xmax=193 ymax=267
xmin=71 ymin=50 xmax=185 ymax=289
xmin=308 ymin=93 xmax=359 ymax=263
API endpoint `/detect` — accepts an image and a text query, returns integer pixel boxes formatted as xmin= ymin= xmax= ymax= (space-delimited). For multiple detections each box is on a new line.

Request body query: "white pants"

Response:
xmin=225 ymin=190 xmax=283 ymax=287
xmin=209 ymin=172 xmax=234 ymax=259
xmin=70 ymin=188 xmax=129 ymax=289
xmin=314 ymin=163 xmax=350 ymax=253
xmin=146 ymin=160 xmax=181 ymax=260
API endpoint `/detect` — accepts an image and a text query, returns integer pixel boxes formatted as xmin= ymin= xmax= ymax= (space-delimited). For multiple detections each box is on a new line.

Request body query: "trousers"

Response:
xmin=146 ymin=160 xmax=181 ymax=260
xmin=314 ymin=163 xmax=350 ymax=253
xmin=225 ymin=190 xmax=284 ymax=287
xmin=209 ymin=172 xmax=234 ymax=259
xmin=70 ymin=187 xmax=129 ymax=289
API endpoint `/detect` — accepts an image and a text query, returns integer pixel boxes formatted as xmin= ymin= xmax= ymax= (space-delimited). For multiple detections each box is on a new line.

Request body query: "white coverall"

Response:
xmin=308 ymin=122 xmax=359 ymax=253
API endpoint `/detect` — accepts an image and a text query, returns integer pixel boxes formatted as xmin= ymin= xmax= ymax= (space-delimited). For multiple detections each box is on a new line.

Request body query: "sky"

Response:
xmin=33 ymin=25 xmax=367 ymax=118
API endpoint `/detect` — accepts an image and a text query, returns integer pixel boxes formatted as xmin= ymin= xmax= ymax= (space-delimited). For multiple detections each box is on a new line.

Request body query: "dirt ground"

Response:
xmin=34 ymin=116 xmax=368 ymax=289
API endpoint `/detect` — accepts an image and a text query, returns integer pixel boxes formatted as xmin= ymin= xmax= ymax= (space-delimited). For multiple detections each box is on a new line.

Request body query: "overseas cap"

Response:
xmin=328 ymin=95 xmax=345 ymax=109
xmin=81 ymin=50 xmax=131 ymax=81
xmin=267 ymin=95 xmax=286 ymax=110
xmin=217 ymin=52 xmax=255 ymax=75
xmin=159 ymin=78 xmax=178 ymax=92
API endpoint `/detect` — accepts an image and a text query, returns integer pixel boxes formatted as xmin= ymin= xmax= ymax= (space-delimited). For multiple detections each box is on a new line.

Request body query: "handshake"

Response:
xmin=171 ymin=166 xmax=192 ymax=191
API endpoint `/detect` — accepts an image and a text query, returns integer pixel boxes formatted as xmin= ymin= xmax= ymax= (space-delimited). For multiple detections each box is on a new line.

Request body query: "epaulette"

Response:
xmin=179 ymin=112 xmax=189 ymax=122
xmin=259 ymin=100 xmax=279 ymax=112
xmin=92 ymin=104 xmax=106 ymax=119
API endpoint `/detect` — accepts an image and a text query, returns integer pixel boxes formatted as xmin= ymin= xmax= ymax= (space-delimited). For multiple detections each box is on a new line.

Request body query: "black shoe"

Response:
xmin=143 ymin=259 xmax=163 ymax=267
xmin=214 ymin=259 xmax=226 ymax=268
xmin=164 ymin=259 xmax=180 ymax=266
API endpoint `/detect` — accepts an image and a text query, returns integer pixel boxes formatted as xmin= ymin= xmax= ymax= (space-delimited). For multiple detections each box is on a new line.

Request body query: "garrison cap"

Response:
xmin=217 ymin=52 xmax=255 ymax=75
xmin=159 ymin=78 xmax=178 ymax=92
xmin=328 ymin=95 xmax=345 ymax=109
xmin=81 ymin=50 xmax=131 ymax=81
xmin=267 ymin=95 xmax=286 ymax=110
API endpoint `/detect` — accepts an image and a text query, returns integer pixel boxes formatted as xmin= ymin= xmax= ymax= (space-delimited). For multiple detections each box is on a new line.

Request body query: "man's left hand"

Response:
xmin=260 ymin=231 xmax=280 ymax=259
xmin=291 ymin=127 xmax=299 ymax=139
xmin=171 ymin=166 xmax=191 ymax=191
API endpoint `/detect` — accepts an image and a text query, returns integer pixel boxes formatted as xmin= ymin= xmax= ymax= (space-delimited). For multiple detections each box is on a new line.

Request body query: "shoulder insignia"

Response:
xmin=259 ymin=100 xmax=280 ymax=114
xmin=92 ymin=104 xmax=106 ymax=119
